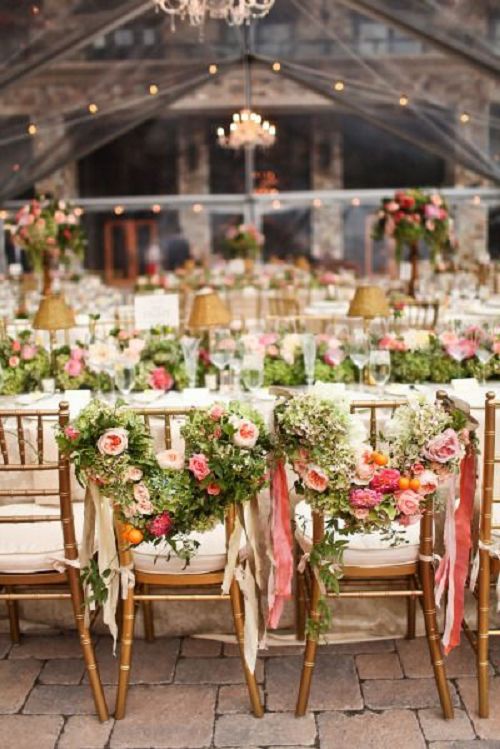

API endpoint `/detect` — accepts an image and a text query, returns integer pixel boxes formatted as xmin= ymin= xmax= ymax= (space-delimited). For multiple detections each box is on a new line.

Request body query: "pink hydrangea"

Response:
xmin=369 ymin=468 xmax=401 ymax=493
xmin=423 ymin=428 xmax=461 ymax=464
xmin=148 ymin=366 xmax=174 ymax=391
xmin=148 ymin=511 xmax=173 ymax=538
xmin=349 ymin=488 xmax=383 ymax=509
xmin=64 ymin=358 xmax=83 ymax=377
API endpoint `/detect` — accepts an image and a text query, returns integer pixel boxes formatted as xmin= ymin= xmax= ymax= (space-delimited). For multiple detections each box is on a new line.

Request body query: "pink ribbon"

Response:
xmin=267 ymin=459 xmax=293 ymax=629
xmin=435 ymin=449 xmax=476 ymax=654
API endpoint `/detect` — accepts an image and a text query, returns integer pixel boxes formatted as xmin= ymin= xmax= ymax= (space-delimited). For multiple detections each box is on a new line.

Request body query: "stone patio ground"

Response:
xmin=1 ymin=631 xmax=500 ymax=749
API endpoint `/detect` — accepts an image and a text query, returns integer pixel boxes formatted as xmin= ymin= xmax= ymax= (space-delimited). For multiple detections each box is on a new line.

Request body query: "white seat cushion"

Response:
xmin=133 ymin=523 xmax=227 ymax=575
xmin=295 ymin=501 xmax=420 ymax=568
xmin=0 ymin=503 xmax=84 ymax=574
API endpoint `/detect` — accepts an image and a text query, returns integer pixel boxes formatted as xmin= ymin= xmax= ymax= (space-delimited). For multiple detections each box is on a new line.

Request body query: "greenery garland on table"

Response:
xmin=0 ymin=332 xmax=50 ymax=394
xmin=275 ymin=394 xmax=471 ymax=637
xmin=56 ymin=399 xmax=271 ymax=603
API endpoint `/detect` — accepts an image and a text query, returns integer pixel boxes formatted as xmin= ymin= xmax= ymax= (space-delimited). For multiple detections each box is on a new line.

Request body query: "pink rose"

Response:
xmin=64 ymin=358 xmax=83 ymax=377
xmin=189 ymin=453 xmax=211 ymax=481
xmin=11 ymin=340 xmax=21 ymax=352
xmin=157 ymin=449 xmax=184 ymax=470
xmin=423 ymin=428 xmax=461 ymax=464
xmin=233 ymin=419 xmax=259 ymax=448
xmin=97 ymin=428 xmax=129 ymax=457
xmin=379 ymin=335 xmax=406 ymax=352
xmin=259 ymin=333 xmax=278 ymax=347
xmin=124 ymin=466 xmax=143 ymax=482
xmin=353 ymin=508 xmax=370 ymax=520
xmin=209 ymin=404 xmax=225 ymax=421
xmin=304 ymin=465 xmax=329 ymax=493
xmin=354 ymin=450 xmax=376 ymax=484
xmin=324 ymin=348 xmax=344 ymax=367
xmin=416 ymin=469 xmax=438 ymax=496
xmin=64 ymin=425 xmax=80 ymax=441
xmin=148 ymin=366 xmax=174 ymax=391
xmin=133 ymin=483 xmax=153 ymax=514
xmin=411 ymin=462 xmax=425 ymax=476
xmin=370 ymin=468 xmax=401 ymax=493
xmin=493 ymin=341 xmax=500 ymax=356
xmin=399 ymin=513 xmax=422 ymax=527
xmin=396 ymin=489 xmax=422 ymax=516
xmin=8 ymin=356 xmax=19 ymax=367
xmin=439 ymin=331 xmax=458 ymax=347
xmin=148 ymin=511 xmax=173 ymax=538
xmin=207 ymin=482 xmax=221 ymax=496
xmin=349 ymin=487 xmax=383 ymax=509
xmin=71 ymin=347 xmax=85 ymax=361
xmin=21 ymin=344 xmax=36 ymax=361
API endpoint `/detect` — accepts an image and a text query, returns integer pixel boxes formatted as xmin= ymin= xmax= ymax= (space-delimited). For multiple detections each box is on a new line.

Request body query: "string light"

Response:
xmin=74 ymin=207 xmax=84 ymax=217
xmin=399 ymin=94 xmax=409 ymax=107
xmin=459 ymin=111 xmax=470 ymax=124
xmin=472 ymin=195 xmax=481 ymax=205
xmin=0 ymin=211 xmax=8 ymax=220
xmin=333 ymin=80 xmax=344 ymax=92
xmin=351 ymin=197 xmax=361 ymax=207
xmin=313 ymin=198 xmax=322 ymax=208
xmin=149 ymin=84 xmax=159 ymax=96
xmin=27 ymin=123 xmax=37 ymax=135
xmin=151 ymin=204 xmax=161 ymax=213
xmin=114 ymin=205 xmax=124 ymax=215
xmin=192 ymin=203 xmax=204 ymax=213
xmin=209 ymin=64 xmax=218 ymax=75
xmin=272 ymin=61 xmax=281 ymax=72
xmin=272 ymin=199 xmax=281 ymax=209
xmin=88 ymin=103 xmax=98 ymax=114
xmin=31 ymin=5 xmax=40 ymax=15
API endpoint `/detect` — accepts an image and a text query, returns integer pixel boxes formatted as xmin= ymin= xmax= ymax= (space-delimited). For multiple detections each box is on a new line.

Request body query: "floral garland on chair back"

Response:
xmin=56 ymin=399 xmax=271 ymax=647
xmin=275 ymin=394 xmax=471 ymax=636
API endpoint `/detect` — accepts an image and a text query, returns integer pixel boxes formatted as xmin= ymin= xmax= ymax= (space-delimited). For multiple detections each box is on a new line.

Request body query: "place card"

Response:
xmin=134 ymin=293 xmax=179 ymax=330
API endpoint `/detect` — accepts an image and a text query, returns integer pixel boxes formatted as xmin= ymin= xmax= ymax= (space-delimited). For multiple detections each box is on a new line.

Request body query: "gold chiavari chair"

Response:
xmin=468 ymin=391 xmax=500 ymax=718
xmin=393 ymin=300 xmax=440 ymax=331
xmin=0 ymin=402 xmax=108 ymax=722
xmin=113 ymin=406 xmax=263 ymax=720
xmin=268 ymin=293 xmax=301 ymax=317
xmin=294 ymin=395 xmax=454 ymax=719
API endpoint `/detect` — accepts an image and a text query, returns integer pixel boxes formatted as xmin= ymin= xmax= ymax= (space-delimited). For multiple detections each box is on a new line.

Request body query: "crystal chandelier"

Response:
xmin=217 ymin=110 xmax=276 ymax=149
xmin=153 ymin=0 xmax=275 ymax=27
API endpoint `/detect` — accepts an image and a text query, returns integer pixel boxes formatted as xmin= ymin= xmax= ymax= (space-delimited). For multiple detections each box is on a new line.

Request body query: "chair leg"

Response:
xmin=229 ymin=579 xmax=264 ymax=718
xmin=419 ymin=557 xmax=454 ymax=719
xmin=295 ymin=572 xmax=321 ymax=717
xmin=5 ymin=589 xmax=21 ymax=644
xmin=114 ymin=588 xmax=136 ymax=720
xmin=477 ymin=548 xmax=491 ymax=718
xmin=294 ymin=541 xmax=306 ymax=641
xmin=142 ymin=584 xmax=155 ymax=642
xmin=406 ymin=576 xmax=417 ymax=640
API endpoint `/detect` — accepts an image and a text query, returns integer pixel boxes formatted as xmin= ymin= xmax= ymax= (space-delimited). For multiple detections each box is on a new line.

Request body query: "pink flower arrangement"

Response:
xmin=349 ymin=487 xmax=384 ymax=509
xmin=324 ymin=348 xmax=345 ymax=367
xmin=188 ymin=453 xmax=211 ymax=481
xmin=395 ymin=489 xmax=422 ymax=516
xmin=207 ymin=482 xmax=221 ymax=496
xmin=157 ymin=449 xmax=185 ymax=471
xmin=148 ymin=511 xmax=173 ymax=538
xmin=232 ymin=419 xmax=259 ymax=448
xmin=379 ymin=335 xmax=406 ymax=352
xmin=64 ymin=425 xmax=80 ymax=441
xmin=97 ymin=428 xmax=129 ymax=457
xmin=21 ymin=344 xmax=37 ymax=361
xmin=423 ymin=428 xmax=461 ymax=464
xmin=148 ymin=366 xmax=174 ymax=391
xmin=303 ymin=465 xmax=329 ymax=493
xmin=209 ymin=404 xmax=225 ymax=421
xmin=64 ymin=358 xmax=84 ymax=377
xmin=8 ymin=356 xmax=19 ymax=368
xmin=369 ymin=468 xmax=401 ymax=493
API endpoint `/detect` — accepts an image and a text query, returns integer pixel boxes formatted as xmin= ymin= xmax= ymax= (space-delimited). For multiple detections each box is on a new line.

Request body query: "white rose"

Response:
xmin=157 ymin=449 xmax=185 ymax=470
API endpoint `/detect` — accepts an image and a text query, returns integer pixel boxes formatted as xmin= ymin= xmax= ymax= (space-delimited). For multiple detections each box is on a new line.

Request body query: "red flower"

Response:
xmin=148 ymin=367 xmax=174 ymax=391
xmin=148 ymin=511 xmax=173 ymax=538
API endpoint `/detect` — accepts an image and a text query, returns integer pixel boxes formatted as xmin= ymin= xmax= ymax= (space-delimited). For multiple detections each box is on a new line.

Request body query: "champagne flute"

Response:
xmin=302 ymin=333 xmax=316 ymax=388
xmin=229 ymin=337 xmax=244 ymax=394
xmin=368 ymin=349 xmax=391 ymax=395
xmin=210 ymin=329 xmax=233 ymax=388
xmin=349 ymin=330 xmax=369 ymax=388
xmin=181 ymin=336 xmax=200 ymax=389
xmin=241 ymin=353 xmax=264 ymax=396
xmin=115 ymin=361 xmax=135 ymax=397
xmin=476 ymin=348 xmax=493 ymax=386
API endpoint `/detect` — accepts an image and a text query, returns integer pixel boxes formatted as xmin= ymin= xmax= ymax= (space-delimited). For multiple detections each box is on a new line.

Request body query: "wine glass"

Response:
xmin=476 ymin=347 xmax=493 ymax=385
xmin=302 ymin=333 xmax=316 ymax=388
xmin=115 ymin=361 xmax=135 ymax=397
xmin=229 ymin=337 xmax=245 ymax=394
xmin=181 ymin=336 xmax=200 ymax=389
xmin=210 ymin=329 xmax=233 ymax=388
xmin=241 ymin=353 xmax=264 ymax=396
xmin=348 ymin=330 xmax=369 ymax=388
xmin=368 ymin=349 xmax=391 ymax=394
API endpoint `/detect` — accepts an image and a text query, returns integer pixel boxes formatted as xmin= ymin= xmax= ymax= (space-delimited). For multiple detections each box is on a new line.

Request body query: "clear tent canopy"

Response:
xmin=0 ymin=0 xmax=500 ymax=269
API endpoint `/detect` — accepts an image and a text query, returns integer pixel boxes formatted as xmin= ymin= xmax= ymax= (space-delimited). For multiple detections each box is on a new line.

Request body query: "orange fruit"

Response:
xmin=121 ymin=523 xmax=133 ymax=541
xmin=409 ymin=478 xmax=421 ymax=491
xmin=398 ymin=477 xmax=410 ymax=490
xmin=373 ymin=453 xmax=388 ymax=466
xmin=127 ymin=528 xmax=144 ymax=545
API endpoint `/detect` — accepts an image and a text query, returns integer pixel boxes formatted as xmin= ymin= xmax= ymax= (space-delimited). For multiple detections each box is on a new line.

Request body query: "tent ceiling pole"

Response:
xmin=334 ymin=0 xmax=500 ymax=80
xmin=0 ymin=0 xmax=153 ymax=93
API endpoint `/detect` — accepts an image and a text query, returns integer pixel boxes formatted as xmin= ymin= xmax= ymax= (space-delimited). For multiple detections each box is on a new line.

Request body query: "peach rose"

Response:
xmin=423 ymin=428 xmax=461 ymax=464
xmin=157 ymin=449 xmax=184 ymax=471
xmin=416 ymin=469 xmax=438 ymax=496
xmin=133 ymin=483 xmax=153 ymax=514
xmin=233 ymin=419 xmax=259 ymax=449
xmin=207 ymin=482 xmax=221 ymax=496
xmin=124 ymin=466 xmax=143 ymax=482
xmin=188 ymin=453 xmax=211 ymax=481
xmin=354 ymin=449 xmax=376 ymax=484
xmin=97 ymin=428 xmax=128 ymax=457
xmin=304 ymin=465 xmax=329 ymax=493
xmin=396 ymin=489 xmax=421 ymax=516
xmin=209 ymin=404 xmax=225 ymax=421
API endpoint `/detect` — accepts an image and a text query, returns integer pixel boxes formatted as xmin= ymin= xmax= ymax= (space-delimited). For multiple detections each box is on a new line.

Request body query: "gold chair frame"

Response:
xmin=467 ymin=391 xmax=500 ymax=718
xmin=393 ymin=300 xmax=440 ymax=331
xmin=113 ymin=406 xmax=263 ymax=720
xmin=294 ymin=395 xmax=454 ymax=718
xmin=0 ymin=402 xmax=108 ymax=722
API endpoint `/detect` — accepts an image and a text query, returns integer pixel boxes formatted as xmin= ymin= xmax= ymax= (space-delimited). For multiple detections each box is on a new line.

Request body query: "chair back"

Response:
xmin=0 ymin=402 xmax=77 ymax=565
xmin=393 ymin=300 xmax=439 ymax=331
xmin=350 ymin=398 xmax=407 ymax=449
xmin=131 ymin=406 xmax=193 ymax=452
xmin=480 ymin=392 xmax=500 ymax=548
xmin=269 ymin=294 xmax=300 ymax=316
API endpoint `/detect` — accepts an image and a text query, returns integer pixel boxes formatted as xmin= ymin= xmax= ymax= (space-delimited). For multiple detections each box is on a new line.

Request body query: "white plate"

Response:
xmin=15 ymin=392 xmax=48 ymax=406
xmin=130 ymin=390 xmax=163 ymax=404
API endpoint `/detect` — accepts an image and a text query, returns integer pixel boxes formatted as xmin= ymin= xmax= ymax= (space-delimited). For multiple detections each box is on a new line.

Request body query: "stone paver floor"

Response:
xmin=0 ymin=631 xmax=500 ymax=748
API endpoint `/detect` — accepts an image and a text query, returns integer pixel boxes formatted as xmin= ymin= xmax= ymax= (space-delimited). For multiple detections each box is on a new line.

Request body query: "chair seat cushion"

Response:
xmin=295 ymin=501 xmax=420 ymax=568
xmin=0 ymin=503 xmax=84 ymax=574
xmin=133 ymin=523 xmax=227 ymax=575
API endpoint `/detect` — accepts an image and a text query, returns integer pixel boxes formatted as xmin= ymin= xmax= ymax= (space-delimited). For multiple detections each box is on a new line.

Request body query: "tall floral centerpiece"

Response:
xmin=11 ymin=198 xmax=85 ymax=294
xmin=372 ymin=189 xmax=451 ymax=296
xmin=222 ymin=223 xmax=264 ymax=267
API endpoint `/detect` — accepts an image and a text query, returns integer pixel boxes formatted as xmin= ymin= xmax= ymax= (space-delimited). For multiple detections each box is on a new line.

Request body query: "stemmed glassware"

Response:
xmin=114 ymin=360 xmax=136 ymax=398
xmin=368 ymin=349 xmax=391 ymax=394
xmin=210 ymin=328 xmax=233 ymax=389
xmin=476 ymin=347 xmax=493 ymax=386
xmin=302 ymin=333 xmax=317 ymax=389
xmin=348 ymin=329 xmax=369 ymax=388
xmin=241 ymin=352 xmax=264 ymax=396
xmin=181 ymin=336 xmax=200 ymax=389
xmin=229 ymin=337 xmax=245 ymax=394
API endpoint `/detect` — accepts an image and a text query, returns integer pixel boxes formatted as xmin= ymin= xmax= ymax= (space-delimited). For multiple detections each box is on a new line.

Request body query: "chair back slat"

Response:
xmin=0 ymin=418 xmax=9 ymax=464
xmin=350 ymin=399 xmax=407 ymax=449
xmin=37 ymin=414 xmax=44 ymax=464
xmin=16 ymin=415 xmax=26 ymax=464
